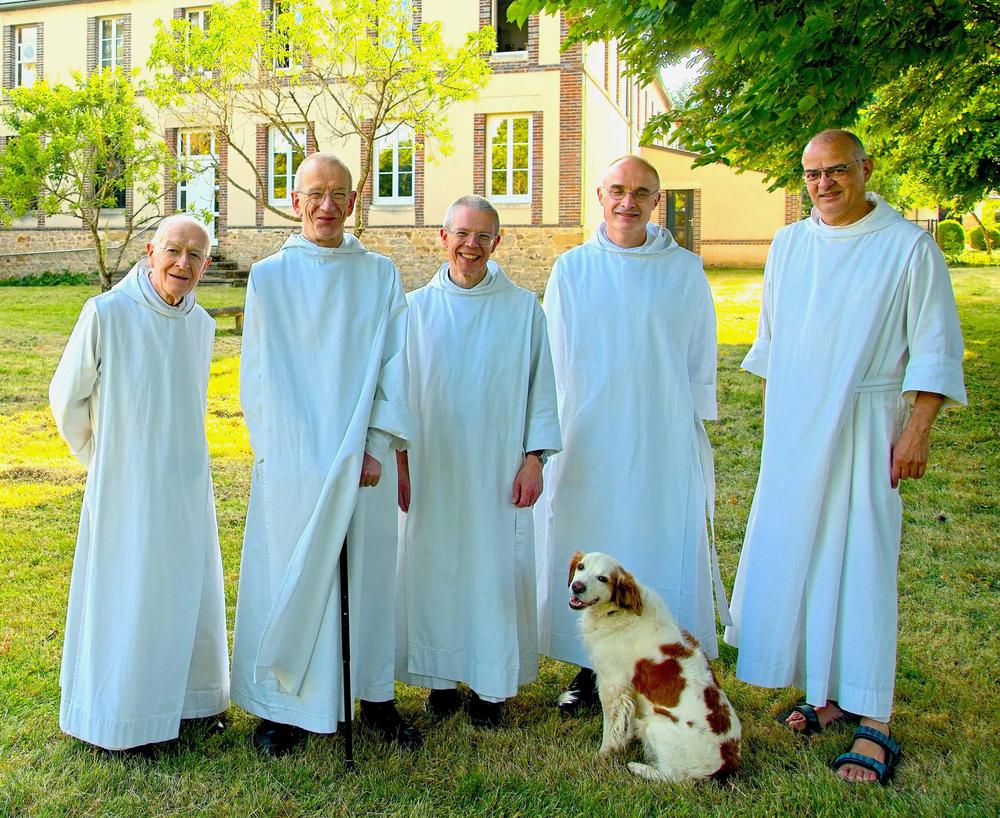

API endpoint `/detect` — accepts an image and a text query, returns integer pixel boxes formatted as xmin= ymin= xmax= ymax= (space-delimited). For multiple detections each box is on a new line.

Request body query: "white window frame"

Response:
xmin=271 ymin=1 xmax=302 ymax=71
xmin=15 ymin=25 xmax=38 ymax=88
xmin=186 ymin=7 xmax=210 ymax=31
xmin=373 ymin=125 xmax=414 ymax=206
xmin=487 ymin=115 xmax=531 ymax=204
xmin=98 ymin=16 xmax=125 ymax=70
xmin=177 ymin=129 xmax=218 ymax=218
xmin=268 ymin=125 xmax=306 ymax=206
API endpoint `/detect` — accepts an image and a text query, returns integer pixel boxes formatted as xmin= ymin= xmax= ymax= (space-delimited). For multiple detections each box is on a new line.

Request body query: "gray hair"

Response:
xmin=150 ymin=215 xmax=212 ymax=255
xmin=443 ymin=195 xmax=500 ymax=234
xmin=293 ymin=152 xmax=353 ymax=192
xmin=805 ymin=129 xmax=868 ymax=160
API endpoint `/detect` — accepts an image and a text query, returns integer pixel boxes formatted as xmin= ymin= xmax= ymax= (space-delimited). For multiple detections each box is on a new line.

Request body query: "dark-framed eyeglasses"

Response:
xmin=802 ymin=159 xmax=863 ymax=183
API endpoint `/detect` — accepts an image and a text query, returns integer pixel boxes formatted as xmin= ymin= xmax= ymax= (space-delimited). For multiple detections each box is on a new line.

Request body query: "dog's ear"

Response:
xmin=610 ymin=567 xmax=643 ymax=615
xmin=567 ymin=551 xmax=585 ymax=586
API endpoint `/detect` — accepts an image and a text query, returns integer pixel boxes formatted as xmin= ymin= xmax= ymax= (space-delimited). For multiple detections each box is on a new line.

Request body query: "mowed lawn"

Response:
xmin=0 ymin=269 xmax=996 ymax=817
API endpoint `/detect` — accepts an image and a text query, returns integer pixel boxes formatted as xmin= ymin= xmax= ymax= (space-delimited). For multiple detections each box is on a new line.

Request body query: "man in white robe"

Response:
xmin=724 ymin=130 xmax=966 ymax=784
xmin=50 ymin=215 xmax=229 ymax=751
xmin=395 ymin=196 xmax=561 ymax=726
xmin=535 ymin=156 xmax=729 ymax=714
xmin=231 ymin=153 xmax=420 ymax=755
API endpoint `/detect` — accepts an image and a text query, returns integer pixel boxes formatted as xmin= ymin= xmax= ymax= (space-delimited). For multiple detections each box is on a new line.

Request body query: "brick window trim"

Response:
xmin=87 ymin=14 xmax=132 ymax=75
xmin=480 ymin=0 xmax=539 ymax=70
xmin=480 ymin=113 xmax=538 ymax=208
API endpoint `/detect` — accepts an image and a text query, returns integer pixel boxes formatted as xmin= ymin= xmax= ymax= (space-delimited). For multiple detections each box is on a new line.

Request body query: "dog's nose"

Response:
xmin=571 ymin=580 xmax=586 ymax=594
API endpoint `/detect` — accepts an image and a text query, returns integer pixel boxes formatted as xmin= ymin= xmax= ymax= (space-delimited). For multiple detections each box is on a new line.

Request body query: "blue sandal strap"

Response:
xmin=853 ymin=726 xmax=902 ymax=762
xmin=792 ymin=704 xmax=821 ymax=732
xmin=832 ymin=751 xmax=890 ymax=783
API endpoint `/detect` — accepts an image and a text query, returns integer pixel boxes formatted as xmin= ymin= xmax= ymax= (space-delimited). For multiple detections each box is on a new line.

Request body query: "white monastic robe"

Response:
xmin=231 ymin=233 xmax=412 ymax=732
xmin=49 ymin=263 xmax=229 ymax=750
xmin=395 ymin=263 xmax=562 ymax=700
xmin=724 ymin=194 xmax=967 ymax=721
xmin=536 ymin=223 xmax=728 ymax=667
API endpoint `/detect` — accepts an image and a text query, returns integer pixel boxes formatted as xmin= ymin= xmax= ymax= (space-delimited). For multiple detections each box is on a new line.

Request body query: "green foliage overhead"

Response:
xmin=0 ymin=69 xmax=171 ymax=289
xmin=148 ymin=0 xmax=495 ymax=234
xmin=510 ymin=0 xmax=998 ymax=207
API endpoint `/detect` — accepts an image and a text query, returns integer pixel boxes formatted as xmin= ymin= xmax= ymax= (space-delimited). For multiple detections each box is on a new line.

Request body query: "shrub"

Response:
xmin=0 ymin=270 xmax=92 ymax=286
xmin=936 ymin=219 xmax=966 ymax=258
xmin=968 ymin=226 xmax=1000 ymax=251
xmin=981 ymin=199 xmax=1000 ymax=230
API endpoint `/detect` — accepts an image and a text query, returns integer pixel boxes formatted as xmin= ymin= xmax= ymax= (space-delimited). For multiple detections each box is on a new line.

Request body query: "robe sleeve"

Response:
xmin=49 ymin=298 xmax=100 ymax=467
xmin=741 ymin=251 xmax=774 ymax=379
xmin=239 ymin=267 xmax=265 ymax=456
xmin=688 ymin=269 xmax=718 ymax=421
xmin=901 ymin=237 xmax=967 ymax=408
xmin=366 ymin=269 xmax=414 ymax=451
xmin=523 ymin=299 xmax=563 ymax=456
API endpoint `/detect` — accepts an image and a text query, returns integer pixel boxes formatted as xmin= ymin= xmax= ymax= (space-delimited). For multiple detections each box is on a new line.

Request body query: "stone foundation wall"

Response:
xmin=219 ymin=225 xmax=585 ymax=294
xmin=0 ymin=229 xmax=149 ymax=279
xmin=0 ymin=225 xmax=586 ymax=292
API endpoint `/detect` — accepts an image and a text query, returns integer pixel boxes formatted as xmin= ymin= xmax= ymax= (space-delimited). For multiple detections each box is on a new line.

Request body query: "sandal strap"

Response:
xmin=791 ymin=703 xmax=821 ymax=733
xmin=853 ymin=725 xmax=901 ymax=762
xmin=832 ymin=751 xmax=890 ymax=784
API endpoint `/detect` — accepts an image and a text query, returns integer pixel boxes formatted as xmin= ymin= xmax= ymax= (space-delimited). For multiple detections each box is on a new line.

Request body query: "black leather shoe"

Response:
xmin=425 ymin=688 xmax=462 ymax=719
xmin=359 ymin=700 xmax=423 ymax=750
xmin=557 ymin=667 xmax=599 ymax=716
xmin=252 ymin=719 xmax=307 ymax=756
xmin=468 ymin=692 xmax=505 ymax=728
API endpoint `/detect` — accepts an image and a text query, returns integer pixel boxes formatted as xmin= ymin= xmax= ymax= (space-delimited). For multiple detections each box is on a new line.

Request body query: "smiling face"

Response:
xmin=291 ymin=156 xmax=357 ymax=247
xmin=802 ymin=134 xmax=874 ymax=226
xmin=146 ymin=219 xmax=211 ymax=306
xmin=440 ymin=204 xmax=501 ymax=288
xmin=598 ymin=157 xmax=661 ymax=248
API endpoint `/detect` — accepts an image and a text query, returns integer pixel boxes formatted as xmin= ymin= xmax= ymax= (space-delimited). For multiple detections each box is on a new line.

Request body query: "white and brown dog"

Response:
xmin=568 ymin=551 xmax=742 ymax=782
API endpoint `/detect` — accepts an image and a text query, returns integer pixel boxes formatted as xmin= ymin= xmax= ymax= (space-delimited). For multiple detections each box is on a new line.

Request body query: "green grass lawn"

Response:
xmin=1 ymin=270 xmax=997 ymax=817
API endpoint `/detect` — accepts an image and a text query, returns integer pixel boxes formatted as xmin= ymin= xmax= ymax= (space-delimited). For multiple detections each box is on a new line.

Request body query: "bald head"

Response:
xmin=294 ymin=152 xmax=353 ymax=192
xmin=603 ymin=155 xmax=661 ymax=191
xmin=804 ymin=129 xmax=868 ymax=162
xmin=151 ymin=214 xmax=212 ymax=256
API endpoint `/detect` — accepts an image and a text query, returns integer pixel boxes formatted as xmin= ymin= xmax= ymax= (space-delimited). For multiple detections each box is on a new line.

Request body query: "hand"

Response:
xmin=890 ymin=392 xmax=944 ymax=488
xmin=360 ymin=452 xmax=382 ymax=488
xmin=396 ymin=450 xmax=410 ymax=512
xmin=511 ymin=454 xmax=543 ymax=508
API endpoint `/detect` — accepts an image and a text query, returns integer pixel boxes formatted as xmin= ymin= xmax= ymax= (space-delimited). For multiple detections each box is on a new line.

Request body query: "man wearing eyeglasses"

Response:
xmin=231 ymin=152 xmax=421 ymax=755
xmin=724 ymin=129 xmax=966 ymax=784
xmin=394 ymin=195 xmax=561 ymax=727
xmin=535 ymin=156 xmax=728 ymax=716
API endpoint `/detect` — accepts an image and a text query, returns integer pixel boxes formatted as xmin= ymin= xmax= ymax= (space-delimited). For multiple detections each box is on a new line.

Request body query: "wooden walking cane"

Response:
xmin=340 ymin=536 xmax=354 ymax=772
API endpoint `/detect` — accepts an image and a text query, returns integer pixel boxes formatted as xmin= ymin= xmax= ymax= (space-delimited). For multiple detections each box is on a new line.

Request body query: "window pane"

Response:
xmin=379 ymin=173 xmax=392 ymax=198
xmin=398 ymin=172 xmax=412 ymax=198
xmin=512 ymin=144 xmax=528 ymax=170
xmin=273 ymin=152 xmax=287 ymax=178
xmin=188 ymin=132 xmax=212 ymax=155
xmin=378 ymin=148 xmax=394 ymax=174
xmin=491 ymin=171 xmax=507 ymax=197
xmin=101 ymin=40 xmax=112 ymax=65
xmin=398 ymin=145 xmax=413 ymax=172
xmin=273 ymin=176 xmax=287 ymax=200
xmin=512 ymin=169 xmax=528 ymax=196
xmin=512 ymin=117 xmax=529 ymax=142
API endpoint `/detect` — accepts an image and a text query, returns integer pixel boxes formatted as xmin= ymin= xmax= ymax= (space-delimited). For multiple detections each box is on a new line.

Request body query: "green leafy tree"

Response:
xmin=511 ymin=0 xmax=998 ymax=206
xmin=148 ymin=0 xmax=495 ymax=235
xmin=0 ymin=70 xmax=173 ymax=290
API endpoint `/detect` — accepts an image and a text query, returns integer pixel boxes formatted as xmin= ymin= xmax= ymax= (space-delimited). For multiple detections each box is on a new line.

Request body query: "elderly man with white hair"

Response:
xmin=50 ymin=214 xmax=229 ymax=752
xmin=231 ymin=152 xmax=418 ymax=755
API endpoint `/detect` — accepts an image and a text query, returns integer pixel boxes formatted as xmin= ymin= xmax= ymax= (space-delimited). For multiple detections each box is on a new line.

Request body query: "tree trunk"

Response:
xmin=89 ymin=222 xmax=112 ymax=291
xmin=353 ymin=130 xmax=376 ymax=240
xmin=968 ymin=210 xmax=993 ymax=256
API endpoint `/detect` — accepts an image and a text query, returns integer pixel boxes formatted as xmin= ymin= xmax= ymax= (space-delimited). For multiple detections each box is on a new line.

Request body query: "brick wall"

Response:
xmin=691 ymin=188 xmax=702 ymax=255
xmin=531 ymin=112 xmax=542 ymax=225
xmin=255 ymin=125 xmax=267 ymax=227
xmin=414 ymin=134 xmax=425 ymax=227
xmin=473 ymin=114 xmax=486 ymax=196
xmin=784 ymin=191 xmax=802 ymax=224
xmin=558 ymin=16 xmax=583 ymax=226
xmin=163 ymin=129 xmax=179 ymax=215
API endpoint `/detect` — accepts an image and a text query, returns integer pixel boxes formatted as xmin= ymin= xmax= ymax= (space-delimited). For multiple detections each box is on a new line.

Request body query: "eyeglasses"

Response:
xmin=802 ymin=159 xmax=862 ymax=183
xmin=157 ymin=245 xmax=205 ymax=264
xmin=296 ymin=189 xmax=351 ymax=205
xmin=447 ymin=229 xmax=496 ymax=245
xmin=602 ymin=186 xmax=655 ymax=202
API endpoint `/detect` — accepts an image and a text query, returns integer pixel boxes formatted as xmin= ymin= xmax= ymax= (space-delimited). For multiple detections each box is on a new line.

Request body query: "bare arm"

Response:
xmin=890 ymin=391 xmax=944 ymax=488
